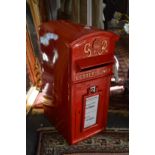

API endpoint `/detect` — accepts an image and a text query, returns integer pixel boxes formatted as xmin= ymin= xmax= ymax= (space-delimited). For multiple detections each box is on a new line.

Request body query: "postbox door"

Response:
xmin=72 ymin=76 xmax=111 ymax=141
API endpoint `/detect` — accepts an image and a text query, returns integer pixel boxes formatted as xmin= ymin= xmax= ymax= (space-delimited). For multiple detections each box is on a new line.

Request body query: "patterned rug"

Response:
xmin=36 ymin=128 xmax=129 ymax=155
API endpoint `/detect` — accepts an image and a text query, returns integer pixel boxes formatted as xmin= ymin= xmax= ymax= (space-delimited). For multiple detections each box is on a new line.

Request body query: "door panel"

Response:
xmin=71 ymin=76 xmax=111 ymax=140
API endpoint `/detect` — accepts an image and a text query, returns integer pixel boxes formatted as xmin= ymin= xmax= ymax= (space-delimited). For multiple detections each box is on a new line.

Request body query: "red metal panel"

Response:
xmin=39 ymin=20 xmax=119 ymax=144
xmin=71 ymin=76 xmax=112 ymax=144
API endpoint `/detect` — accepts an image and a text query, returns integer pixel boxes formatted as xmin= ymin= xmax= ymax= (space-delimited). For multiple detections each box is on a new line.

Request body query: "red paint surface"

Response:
xmin=39 ymin=20 xmax=119 ymax=144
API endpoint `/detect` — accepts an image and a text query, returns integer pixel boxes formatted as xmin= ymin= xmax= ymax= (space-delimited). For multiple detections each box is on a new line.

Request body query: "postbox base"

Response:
xmin=44 ymin=104 xmax=108 ymax=145
xmin=70 ymin=128 xmax=105 ymax=145
xmin=44 ymin=105 xmax=109 ymax=144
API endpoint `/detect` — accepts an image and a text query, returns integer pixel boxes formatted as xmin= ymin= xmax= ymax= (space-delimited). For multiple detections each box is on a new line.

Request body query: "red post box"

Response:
xmin=39 ymin=20 xmax=119 ymax=144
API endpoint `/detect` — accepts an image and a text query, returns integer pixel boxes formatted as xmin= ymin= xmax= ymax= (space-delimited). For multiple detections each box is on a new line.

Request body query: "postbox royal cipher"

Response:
xmin=39 ymin=20 xmax=119 ymax=144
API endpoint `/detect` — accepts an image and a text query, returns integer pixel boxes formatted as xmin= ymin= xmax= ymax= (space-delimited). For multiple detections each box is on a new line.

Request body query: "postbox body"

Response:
xmin=39 ymin=20 xmax=119 ymax=144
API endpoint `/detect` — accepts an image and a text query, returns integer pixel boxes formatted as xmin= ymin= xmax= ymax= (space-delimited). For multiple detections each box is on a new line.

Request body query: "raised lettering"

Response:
xmin=84 ymin=43 xmax=92 ymax=57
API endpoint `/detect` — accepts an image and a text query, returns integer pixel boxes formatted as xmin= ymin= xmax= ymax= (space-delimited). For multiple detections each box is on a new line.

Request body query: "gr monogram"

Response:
xmin=84 ymin=39 xmax=108 ymax=57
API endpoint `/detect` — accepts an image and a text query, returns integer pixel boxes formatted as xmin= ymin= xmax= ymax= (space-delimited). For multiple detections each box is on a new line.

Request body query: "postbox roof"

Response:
xmin=39 ymin=20 xmax=118 ymax=45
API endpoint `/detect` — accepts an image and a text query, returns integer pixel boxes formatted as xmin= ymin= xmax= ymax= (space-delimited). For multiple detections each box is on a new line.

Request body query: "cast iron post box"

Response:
xmin=39 ymin=20 xmax=119 ymax=144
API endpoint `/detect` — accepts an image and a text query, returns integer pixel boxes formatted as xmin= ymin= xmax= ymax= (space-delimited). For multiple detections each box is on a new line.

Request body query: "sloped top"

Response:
xmin=39 ymin=20 xmax=119 ymax=45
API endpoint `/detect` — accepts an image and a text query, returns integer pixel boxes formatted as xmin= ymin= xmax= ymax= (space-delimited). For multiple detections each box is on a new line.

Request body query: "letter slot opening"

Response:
xmin=76 ymin=56 xmax=114 ymax=72
xmin=79 ymin=62 xmax=112 ymax=72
